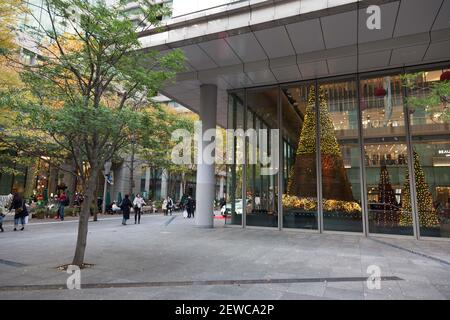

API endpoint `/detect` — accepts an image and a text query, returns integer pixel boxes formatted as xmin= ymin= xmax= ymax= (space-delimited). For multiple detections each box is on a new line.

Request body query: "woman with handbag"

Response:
xmin=9 ymin=192 xmax=26 ymax=231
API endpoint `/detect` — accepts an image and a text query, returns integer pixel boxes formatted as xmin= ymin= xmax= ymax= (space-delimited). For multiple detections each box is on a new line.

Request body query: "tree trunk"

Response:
xmin=169 ymin=173 xmax=177 ymax=198
xmin=72 ymin=169 xmax=99 ymax=266
xmin=93 ymin=179 xmax=99 ymax=222
xmin=129 ymin=143 xmax=135 ymax=195
xmin=181 ymin=172 xmax=186 ymax=199
xmin=68 ymin=159 xmax=78 ymax=207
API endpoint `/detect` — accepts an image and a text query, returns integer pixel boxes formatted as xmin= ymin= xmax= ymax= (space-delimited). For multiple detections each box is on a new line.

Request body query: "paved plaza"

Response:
xmin=1 ymin=213 xmax=450 ymax=300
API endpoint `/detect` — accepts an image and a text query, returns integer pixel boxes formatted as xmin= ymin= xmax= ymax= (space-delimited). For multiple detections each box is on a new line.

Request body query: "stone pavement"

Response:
xmin=0 ymin=212 xmax=449 ymax=300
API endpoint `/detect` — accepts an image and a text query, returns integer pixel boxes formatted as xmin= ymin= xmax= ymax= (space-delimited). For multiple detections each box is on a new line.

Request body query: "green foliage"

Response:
xmin=0 ymin=0 xmax=185 ymax=265
xmin=1 ymin=0 xmax=185 ymax=184
xmin=33 ymin=208 xmax=47 ymax=219
xmin=64 ymin=207 xmax=79 ymax=217
xmin=402 ymin=72 xmax=450 ymax=122
xmin=138 ymin=105 xmax=196 ymax=174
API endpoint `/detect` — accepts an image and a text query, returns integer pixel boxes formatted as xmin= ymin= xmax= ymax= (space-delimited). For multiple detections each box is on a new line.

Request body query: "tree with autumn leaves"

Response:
xmin=0 ymin=0 xmax=185 ymax=266
xmin=0 ymin=0 xmax=28 ymax=177
xmin=136 ymin=104 xmax=197 ymax=199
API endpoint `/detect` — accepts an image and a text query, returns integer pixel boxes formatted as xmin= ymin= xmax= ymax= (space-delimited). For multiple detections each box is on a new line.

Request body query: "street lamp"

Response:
xmin=102 ymin=161 xmax=112 ymax=214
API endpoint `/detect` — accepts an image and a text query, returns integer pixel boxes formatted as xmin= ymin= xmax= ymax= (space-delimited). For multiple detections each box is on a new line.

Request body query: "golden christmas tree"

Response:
xmin=377 ymin=165 xmax=399 ymax=225
xmin=399 ymin=150 xmax=439 ymax=227
xmin=287 ymin=85 xmax=354 ymax=202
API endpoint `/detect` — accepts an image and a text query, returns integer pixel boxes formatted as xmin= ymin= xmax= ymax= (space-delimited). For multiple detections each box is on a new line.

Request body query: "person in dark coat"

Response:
xmin=186 ymin=196 xmax=196 ymax=219
xmin=120 ymin=194 xmax=132 ymax=225
xmin=9 ymin=192 xmax=27 ymax=231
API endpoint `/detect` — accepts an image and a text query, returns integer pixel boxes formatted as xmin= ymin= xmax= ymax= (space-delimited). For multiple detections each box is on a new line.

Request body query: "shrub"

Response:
xmin=33 ymin=208 xmax=47 ymax=219
xmin=64 ymin=207 xmax=78 ymax=217
xmin=47 ymin=210 xmax=57 ymax=219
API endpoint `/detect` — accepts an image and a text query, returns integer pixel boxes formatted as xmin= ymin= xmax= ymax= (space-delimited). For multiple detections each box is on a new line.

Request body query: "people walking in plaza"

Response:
xmin=186 ymin=195 xmax=195 ymax=219
xmin=57 ymin=191 xmax=67 ymax=221
xmin=120 ymin=194 xmax=132 ymax=225
xmin=133 ymin=193 xmax=146 ymax=224
xmin=9 ymin=192 xmax=27 ymax=231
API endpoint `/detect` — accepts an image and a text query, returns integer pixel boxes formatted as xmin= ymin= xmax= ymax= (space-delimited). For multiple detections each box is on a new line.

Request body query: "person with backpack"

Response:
xmin=58 ymin=191 xmax=68 ymax=221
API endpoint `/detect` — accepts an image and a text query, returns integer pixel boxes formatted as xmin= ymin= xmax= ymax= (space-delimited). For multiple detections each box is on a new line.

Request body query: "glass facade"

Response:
xmin=320 ymin=79 xmax=363 ymax=233
xmin=361 ymin=73 xmax=414 ymax=236
xmin=226 ymin=63 xmax=450 ymax=239
xmin=225 ymin=91 xmax=244 ymax=226
xmin=406 ymin=68 xmax=450 ymax=238
xmin=245 ymin=87 xmax=279 ymax=228
xmin=281 ymin=83 xmax=318 ymax=230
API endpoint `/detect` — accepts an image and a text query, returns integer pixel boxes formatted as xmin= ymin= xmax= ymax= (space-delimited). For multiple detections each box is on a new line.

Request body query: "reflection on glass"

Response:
xmin=225 ymin=91 xmax=244 ymax=226
xmin=406 ymin=68 xmax=450 ymax=238
xmin=361 ymin=75 xmax=414 ymax=235
xmin=246 ymin=88 xmax=279 ymax=227
xmin=320 ymin=81 xmax=363 ymax=232
xmin=281 ymin=84 xmax=318 ymax=229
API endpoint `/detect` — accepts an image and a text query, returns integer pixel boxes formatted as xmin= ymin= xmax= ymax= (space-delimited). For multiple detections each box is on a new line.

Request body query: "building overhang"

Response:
xmin=137 ymin=0 xmax=450 ymax=127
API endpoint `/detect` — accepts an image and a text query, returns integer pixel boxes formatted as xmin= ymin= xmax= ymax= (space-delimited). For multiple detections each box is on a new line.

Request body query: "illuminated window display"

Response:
xmin=226 ymin=64 xmax=450 ymax=239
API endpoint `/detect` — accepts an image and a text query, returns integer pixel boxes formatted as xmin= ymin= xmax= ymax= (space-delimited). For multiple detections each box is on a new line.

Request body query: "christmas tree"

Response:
xmin=377 ymin=165 xmax=398 ymax=225
xmin=399 ymin=150 xmax=439 ymax=227
xmin=287 ymin=85 xmax=354 ymax=201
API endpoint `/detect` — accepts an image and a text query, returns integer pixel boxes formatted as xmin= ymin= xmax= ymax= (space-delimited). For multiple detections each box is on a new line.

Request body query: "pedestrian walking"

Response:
xmin=120 ymin=194 xmax=132 ymax=225
xmin=9 ymin=192 xmax=27 ymax=231
xmin=186 ymin=195 xmax=195 ymax=219
xmin=57 ymin=191 xmax=68 ymax=221
xmin=219 ymin=197 xmax=227 ymax=216
xmin=133 ymin=193 xmax=146 ymax=224
xmin=0 ymin=211 xmax=5 ymax=232
xmin=162 ymin=198 xmax=168 ymax=216
xmin=167 ymin=196 xmax=174 ymax=216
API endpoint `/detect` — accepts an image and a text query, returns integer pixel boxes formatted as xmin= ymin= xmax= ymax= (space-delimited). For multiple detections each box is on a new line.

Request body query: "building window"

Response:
xmin=406 ymin=68 xmax=450 ymax=238
xmin=281 ymin=83 xmax=318 ymax=230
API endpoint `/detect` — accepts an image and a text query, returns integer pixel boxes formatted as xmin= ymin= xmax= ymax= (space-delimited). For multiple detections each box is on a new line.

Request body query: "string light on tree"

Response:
xmin=400 ymin=150 xmax=439 ymax=228
xmin=377 ymin=166 xmax=399 ymax=225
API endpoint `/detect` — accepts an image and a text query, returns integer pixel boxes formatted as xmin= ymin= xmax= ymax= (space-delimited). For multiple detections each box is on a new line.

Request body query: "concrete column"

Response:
xmin=195 ymin=84 xmax=217 ymax=228
xmin=219 ymin=176 xmax=225 ymax=199
xmin=160 ymin=169 xmax=168 ymax=200
xmin=179 ymin=181 xmax=184 ymax=201
xmin=144 ymin=167 xmax=150 ymax=195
